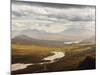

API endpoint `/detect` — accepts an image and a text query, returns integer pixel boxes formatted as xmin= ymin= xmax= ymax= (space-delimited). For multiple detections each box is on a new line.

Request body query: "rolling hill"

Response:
xmin=12 ymin=35 xmax=65 ymax=47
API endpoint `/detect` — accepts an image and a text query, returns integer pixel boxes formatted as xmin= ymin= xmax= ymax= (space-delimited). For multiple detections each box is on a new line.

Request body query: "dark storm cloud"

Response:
xmin=12 ymin=0 xmax=95 ymax=9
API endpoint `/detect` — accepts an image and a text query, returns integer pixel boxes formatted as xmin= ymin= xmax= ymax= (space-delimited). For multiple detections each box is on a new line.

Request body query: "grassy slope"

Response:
xmin=12 ymin=44 xmax=96 ymax=74
xmin=12 ymin=44 xmax=57 ymax=63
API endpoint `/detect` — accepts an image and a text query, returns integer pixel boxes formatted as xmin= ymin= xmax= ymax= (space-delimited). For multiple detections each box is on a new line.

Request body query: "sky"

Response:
xmin=12 ymin=0 xmax=96 ymax=41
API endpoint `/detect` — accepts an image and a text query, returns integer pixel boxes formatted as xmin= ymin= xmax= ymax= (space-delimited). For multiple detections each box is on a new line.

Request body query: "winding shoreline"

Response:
xmin=12 ymin=51 xmax=65 ymax=71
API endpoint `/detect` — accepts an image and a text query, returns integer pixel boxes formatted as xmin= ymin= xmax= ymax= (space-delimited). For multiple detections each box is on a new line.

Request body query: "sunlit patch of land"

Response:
xmin=12 ymin=44 xmax=57 ymax=64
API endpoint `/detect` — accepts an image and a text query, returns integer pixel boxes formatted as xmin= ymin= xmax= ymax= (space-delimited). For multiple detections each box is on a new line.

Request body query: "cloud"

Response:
xmin=12 ymin=1 xmax=95 ymax=34
xmin=13 ymin=20 xmax=68 ymax=33
xmin=12 ymin=2 xmax=95 ymax=21
xmin=30 ymin=24 xmax=67 ymax=33
xmin=12 ymin=0 xmax=95 ymax=9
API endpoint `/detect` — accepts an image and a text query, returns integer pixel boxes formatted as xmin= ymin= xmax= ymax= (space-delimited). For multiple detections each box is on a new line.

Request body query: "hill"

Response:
xmin=12 ymin=35 xmax=64 ymax=47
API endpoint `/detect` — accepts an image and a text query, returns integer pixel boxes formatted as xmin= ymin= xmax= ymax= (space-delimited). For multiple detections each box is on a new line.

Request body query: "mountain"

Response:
xmin=81 ymin=36 xmax=95 ymax=44
xmin=21 ymin=29 xmax=72 ymax=41
xmin=12 ymin=29 xmax=85 ymax=41
xmin=12 ymin=35 xmax=35 ymax=45
xmin=12 ymin=35 xmax=65 ymax=47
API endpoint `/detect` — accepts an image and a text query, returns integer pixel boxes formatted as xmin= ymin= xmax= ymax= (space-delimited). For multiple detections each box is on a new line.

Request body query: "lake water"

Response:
xmin=43 ymin=51 xmax=65 ymax=61
xmin=12 ymin=51 xmax=65 ymax=71
xmin=11 ymin=63 xmax=33 ymax=71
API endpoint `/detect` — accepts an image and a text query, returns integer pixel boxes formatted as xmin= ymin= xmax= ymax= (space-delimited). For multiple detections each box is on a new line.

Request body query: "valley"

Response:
xmin=11 ymin=42 xmax=96 ymax=74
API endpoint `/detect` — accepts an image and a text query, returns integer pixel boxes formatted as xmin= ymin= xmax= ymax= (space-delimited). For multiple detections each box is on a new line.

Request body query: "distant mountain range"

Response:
xmin=12 ymin=29 xmax=73 ymax=41
xmin=80 ymin=36 xmax=95 ymax=44
xmin=12 ymin=35 xmax=65 ymax=47
xmin=12 ymin=29 xmax=95 ymax=41
xmin=12 ymin=34 xmax=95 ymax=47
